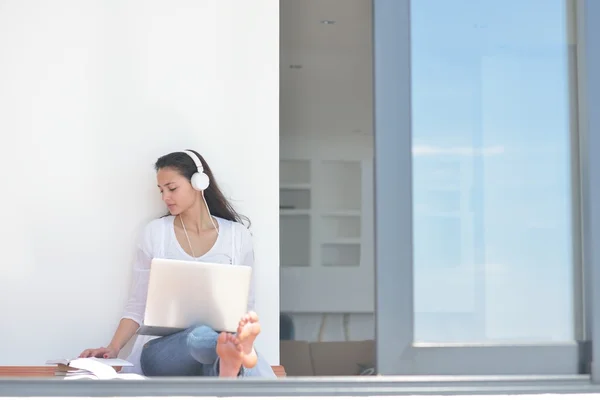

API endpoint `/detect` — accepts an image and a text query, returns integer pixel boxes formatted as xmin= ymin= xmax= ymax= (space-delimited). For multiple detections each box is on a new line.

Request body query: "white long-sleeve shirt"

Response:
xmin=120 ymin=215 xmax=255 ymax=374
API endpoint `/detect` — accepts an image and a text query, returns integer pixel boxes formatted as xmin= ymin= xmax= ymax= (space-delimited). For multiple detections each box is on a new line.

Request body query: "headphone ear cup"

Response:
xmin=191 ymin=172 xmax=210 ymax=191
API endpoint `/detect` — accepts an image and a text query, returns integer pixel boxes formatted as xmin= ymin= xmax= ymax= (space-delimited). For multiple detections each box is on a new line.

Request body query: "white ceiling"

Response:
xmin=280 ymin=0 xmax=373 ymax=137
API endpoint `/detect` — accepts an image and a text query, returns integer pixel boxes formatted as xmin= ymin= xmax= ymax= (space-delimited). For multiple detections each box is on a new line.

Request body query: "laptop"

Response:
xmin=136 ymin=258 xmax=252 ymax=336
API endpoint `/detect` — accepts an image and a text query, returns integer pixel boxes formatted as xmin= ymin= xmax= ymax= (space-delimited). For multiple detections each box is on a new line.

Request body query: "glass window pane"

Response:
xmin=411 ymin=0 xmax=574 ymax=342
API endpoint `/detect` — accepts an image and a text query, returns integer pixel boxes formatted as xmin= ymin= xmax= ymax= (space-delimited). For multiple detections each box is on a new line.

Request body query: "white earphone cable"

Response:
xmin=180 ymin=215 xmax=196 ymax=258
xmin=180 ymin=191 xmax=219 ymax=258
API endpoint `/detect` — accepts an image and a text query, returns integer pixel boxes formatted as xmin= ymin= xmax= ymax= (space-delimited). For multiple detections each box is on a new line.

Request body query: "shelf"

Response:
xmin=280 ymin=159 xmax=310 ymax=186
xmin=280 ymin=188 xmax=311 ymax=210
xmin=280 ymin=214 xmax=311 ymax=267
xmin=280 ymin=183 xmax=311 ymax=190
xmin=321 ymin=210 xmax=361 ymax=217
xmin=322 ymin=215 xmax=361 ymax=240
xmin=278 ymin=155 xmax=374 ymax=313
xmin=280 ymin=209 xmax=310 ymax=216
xmin=320 ymin=160 xmax=361 ymax=211
xmin=322 ymin=238 xmax=361 ymax=245
xmin=321 ymin=243 xmax=361 ymax=267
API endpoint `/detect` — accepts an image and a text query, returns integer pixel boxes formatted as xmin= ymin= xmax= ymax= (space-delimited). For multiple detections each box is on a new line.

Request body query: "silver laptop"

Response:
xmin=137 ymin=258 xmax=252 ymax=336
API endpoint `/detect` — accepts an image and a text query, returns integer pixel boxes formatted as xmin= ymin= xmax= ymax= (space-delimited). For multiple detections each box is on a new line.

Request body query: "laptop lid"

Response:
xmin=139 ymin=258 xmax=252 ymax=334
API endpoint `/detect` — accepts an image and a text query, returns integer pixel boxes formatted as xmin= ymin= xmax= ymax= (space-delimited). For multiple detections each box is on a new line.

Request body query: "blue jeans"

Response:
xmin=140 ymin=324 xmax=275 ymax=378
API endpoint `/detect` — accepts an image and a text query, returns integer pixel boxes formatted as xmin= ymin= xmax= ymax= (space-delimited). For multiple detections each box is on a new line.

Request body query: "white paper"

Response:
xmin=46 ymin=357 xmax=133 ymax=367
xmin=68 ymin=358 xmax=118 ymax=379
xmin=64 ymin=372 xmax=145 ymax=380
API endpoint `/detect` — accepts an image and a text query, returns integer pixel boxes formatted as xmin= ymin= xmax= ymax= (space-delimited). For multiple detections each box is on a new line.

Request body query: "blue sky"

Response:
xmin=410 ymin=0 xmax=573 ymax=342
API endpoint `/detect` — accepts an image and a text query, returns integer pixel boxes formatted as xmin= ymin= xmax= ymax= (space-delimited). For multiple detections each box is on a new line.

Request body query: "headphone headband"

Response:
xmin=182 ymin=149 xmax=209 ymax=191
xmin=183 ymin=150 xmax=203 ymax=173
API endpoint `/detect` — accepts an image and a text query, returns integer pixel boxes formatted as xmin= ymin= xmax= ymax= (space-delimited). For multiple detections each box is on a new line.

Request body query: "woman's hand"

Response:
xmin=79 ymin=346 xmax=119 ymax=359
xmin=78 ymin=318 xmax=139 ymax=360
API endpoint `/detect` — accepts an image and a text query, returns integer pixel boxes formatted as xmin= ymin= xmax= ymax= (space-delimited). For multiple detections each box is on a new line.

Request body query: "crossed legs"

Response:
xmin=140 ymin=312 xmax=265 ymax=378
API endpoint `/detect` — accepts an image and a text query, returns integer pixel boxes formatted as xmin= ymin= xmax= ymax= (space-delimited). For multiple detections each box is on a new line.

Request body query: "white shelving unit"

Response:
xmin=279 ymin=157 xmax=375 ymax=313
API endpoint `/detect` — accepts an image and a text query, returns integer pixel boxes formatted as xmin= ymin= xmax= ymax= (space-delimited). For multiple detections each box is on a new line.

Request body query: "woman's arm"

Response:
xmin=80 ymin=318 xmax=140 ymax=358
xmin=107 ymin=318 xmax=140 ymax=351
xmin=120 ymin=244 xmax=152 ymax=330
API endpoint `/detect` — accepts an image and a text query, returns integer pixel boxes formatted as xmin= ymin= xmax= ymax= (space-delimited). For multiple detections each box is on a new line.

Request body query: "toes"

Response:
xmin=237 ymin=318 xmax=247 ymax=333
xmin=217 ymin=332 xmax=228 ymax=345
xmin=247 ymin=311 xmax=259 ymax=323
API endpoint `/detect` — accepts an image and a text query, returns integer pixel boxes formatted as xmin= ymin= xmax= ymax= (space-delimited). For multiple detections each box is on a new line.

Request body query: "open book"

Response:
xmin=46 ymin=357 xmax=144 ymax=380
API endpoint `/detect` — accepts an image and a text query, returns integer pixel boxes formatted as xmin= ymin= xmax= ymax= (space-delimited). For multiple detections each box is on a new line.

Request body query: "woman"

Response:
xmin=79 ymin=149 xmax=275 ymax=378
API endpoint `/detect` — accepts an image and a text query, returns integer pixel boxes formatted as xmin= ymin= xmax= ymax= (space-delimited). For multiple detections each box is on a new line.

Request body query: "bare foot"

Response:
xmin=236 ymin=311 xmax=261 ymax=369
xmin=215 ymin=332 xmax=243 ymax=378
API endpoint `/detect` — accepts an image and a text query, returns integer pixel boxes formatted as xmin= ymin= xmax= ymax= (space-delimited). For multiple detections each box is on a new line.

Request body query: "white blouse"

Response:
xmin=120 ymin=215 xmax=255 ymax=374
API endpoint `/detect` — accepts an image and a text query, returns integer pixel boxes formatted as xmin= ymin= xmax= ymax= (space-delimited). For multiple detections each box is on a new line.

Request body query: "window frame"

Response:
xmin=577 ymin=0 xmax=600 ymax=385
xmin=373 ymin=0 xmax=598 ymax=377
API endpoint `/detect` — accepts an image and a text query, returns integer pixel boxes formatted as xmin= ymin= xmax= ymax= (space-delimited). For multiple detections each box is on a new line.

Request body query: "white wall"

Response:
xmin=0 ymin=0 xmax=279 ymax=366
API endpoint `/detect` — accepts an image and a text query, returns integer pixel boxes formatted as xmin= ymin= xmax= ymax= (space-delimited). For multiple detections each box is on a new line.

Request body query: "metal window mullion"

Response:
xmin=578 ymin=0 xmax=600 ymax=384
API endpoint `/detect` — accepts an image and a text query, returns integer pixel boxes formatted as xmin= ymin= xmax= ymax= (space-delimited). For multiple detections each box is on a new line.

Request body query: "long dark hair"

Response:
xmin=154 ymin=149 xmax=249 ymax=226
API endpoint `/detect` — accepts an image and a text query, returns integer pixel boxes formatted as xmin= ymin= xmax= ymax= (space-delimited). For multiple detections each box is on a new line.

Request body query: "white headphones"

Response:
xmin=183 ymin=150 xmax=210 ymax=191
